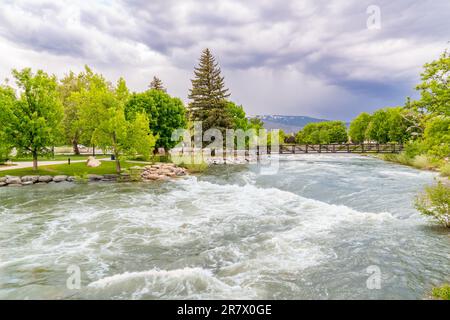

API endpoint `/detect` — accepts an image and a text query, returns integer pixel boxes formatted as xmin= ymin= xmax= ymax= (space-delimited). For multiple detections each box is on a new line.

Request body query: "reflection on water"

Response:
xmin=0 ymin=154 xmax=448 ymax=299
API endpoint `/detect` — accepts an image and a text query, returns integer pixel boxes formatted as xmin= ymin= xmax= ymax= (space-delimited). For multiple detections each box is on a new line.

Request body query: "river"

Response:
xmin=0 ymin=154 xmax=448 ymax=299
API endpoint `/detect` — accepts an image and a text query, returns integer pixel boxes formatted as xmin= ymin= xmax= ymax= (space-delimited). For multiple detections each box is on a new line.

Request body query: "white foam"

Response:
xmin=87 ymin=267 xmax=254 ymax=299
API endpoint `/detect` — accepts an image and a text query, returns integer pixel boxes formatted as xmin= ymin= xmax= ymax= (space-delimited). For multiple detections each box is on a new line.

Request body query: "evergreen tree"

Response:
xmin=149 ymin=76 xmax=166 ymax=92
xmin=188 ymin=48 xmax=232 ymax=132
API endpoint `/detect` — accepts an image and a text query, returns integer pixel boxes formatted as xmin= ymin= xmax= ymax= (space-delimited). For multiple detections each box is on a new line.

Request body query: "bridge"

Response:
xmin=269 ymin=143 xmax=403 ymax=154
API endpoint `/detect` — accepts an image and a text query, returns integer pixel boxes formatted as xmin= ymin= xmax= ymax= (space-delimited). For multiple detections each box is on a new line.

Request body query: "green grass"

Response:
xmin=432 ymin=284 xmax=450 ymax=300
xmin=11 ymin=154 xmax=107 ymax=162
xmin=0 ymin=161 xmax=145 ymax=177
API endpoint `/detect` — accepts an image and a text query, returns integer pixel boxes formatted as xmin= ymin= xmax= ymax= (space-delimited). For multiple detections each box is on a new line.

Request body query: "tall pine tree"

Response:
xmin=149 ymin=76 xmax=166 ymax=92
xmin=188 ymin=48 xmax=232 ymax=132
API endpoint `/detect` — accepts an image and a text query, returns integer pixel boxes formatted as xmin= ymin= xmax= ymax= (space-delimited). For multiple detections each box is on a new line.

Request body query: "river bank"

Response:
xmin=364 ymin=153 xmax=449 ymax=179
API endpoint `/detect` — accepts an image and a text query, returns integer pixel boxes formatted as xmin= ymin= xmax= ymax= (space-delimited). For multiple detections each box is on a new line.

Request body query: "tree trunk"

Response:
xmin=112 ymin=133 xmax=120 ymax=173
xmin=32 ymin=151 xmax=38 ymax=171
xmin=72 ymin=139 xmax=80 ymax=155
xmin=115 ymin=156 xmax=121 ymax=174
xmin=92 ymin=145 xmax=96 ymax=156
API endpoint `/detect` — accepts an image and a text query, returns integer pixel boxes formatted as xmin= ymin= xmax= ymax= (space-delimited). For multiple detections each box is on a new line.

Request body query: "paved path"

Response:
xmin=0 ymin=158 xmax=110 ymax=171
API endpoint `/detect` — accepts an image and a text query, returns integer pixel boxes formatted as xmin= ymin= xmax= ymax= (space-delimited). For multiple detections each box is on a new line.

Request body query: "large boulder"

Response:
xmin=53 ymin=175 xmax=68 ymax=182
xmin=38 ymin=176 xmax=53 ymax=183
xmin=6 ymin=176 xmax=21 ymax=184
xmin=21 ymin=181 xmax=34 ymax=186
xmin=0 ymin=177 xmax=6 ymax=183
xmin=86 ymin=156 xmax=101 ymax=168
xmin=21 ymin=176 xmax=39 ymax=183
xmin=0 ymin=182 xmax=6 ymax=187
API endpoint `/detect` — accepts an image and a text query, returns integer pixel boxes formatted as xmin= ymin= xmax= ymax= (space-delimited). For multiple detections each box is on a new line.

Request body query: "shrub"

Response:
xmin=415 ymin=182 xmax=450 ymax=228
xmin=171 ymin=155 xmax=209 ymax=173
xmin=432 ymin=284 xmax=450 ymax=300
xmin=74 ymin=172 xmax=89 ymax=183
xmin=381 ymin=153 xmax=413 ymax=166
xmin=411 ymin=155 xmax=434 ymax=169
xmin=403 ymin=140 xmax=426 ymax=159
xmin=439 ymin=162 xmax=450 ymax=177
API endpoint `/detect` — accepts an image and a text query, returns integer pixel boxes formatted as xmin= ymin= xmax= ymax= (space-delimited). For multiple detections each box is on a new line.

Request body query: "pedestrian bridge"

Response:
xmin=275 ymin=143 xmax=403 ymax=154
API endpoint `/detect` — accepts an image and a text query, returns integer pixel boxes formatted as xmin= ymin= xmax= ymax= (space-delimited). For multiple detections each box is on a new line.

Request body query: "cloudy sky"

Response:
xmin=0 ymin=0 xmax=449 ymax=120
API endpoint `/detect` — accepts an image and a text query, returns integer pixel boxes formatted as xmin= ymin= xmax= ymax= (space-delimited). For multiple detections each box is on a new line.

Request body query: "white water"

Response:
xmin=0 ymin=154 xmax=448 ymax=299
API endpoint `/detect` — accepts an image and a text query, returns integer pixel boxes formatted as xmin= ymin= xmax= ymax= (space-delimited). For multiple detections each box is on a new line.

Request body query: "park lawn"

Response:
xmin=0 ymin=161 xmax=145 ymax=177
xmin=11 ymin=154 xmax=107 ymax=162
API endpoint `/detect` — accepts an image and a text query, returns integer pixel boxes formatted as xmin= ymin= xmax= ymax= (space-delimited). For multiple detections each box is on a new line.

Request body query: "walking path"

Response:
xmin=0 ymin=158 xmax=110 ymax=171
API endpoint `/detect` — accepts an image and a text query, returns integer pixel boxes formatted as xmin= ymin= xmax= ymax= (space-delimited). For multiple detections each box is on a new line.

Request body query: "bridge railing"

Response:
xmin=277 ymin=143 xmax=403 ymax=154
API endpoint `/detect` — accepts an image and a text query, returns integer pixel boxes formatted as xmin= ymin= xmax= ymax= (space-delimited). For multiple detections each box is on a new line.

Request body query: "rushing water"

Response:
xmin=0 ymin=154 xmax=448 ymax=299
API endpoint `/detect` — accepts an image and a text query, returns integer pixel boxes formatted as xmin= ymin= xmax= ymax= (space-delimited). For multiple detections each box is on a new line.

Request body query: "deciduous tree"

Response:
xmin=125 ymin=89 xmax=186 ymax=150
xmin=7 ymin=68 xmax=63 ymax=170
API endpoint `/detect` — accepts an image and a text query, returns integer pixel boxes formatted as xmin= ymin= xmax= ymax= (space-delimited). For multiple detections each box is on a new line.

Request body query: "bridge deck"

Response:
xmin=274 ymin=144 xmax=403 ymax=154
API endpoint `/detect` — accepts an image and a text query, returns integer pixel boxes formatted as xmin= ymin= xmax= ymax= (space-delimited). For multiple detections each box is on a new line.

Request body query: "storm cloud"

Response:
xmin=0 ymin=0 xmax=448 ymax=120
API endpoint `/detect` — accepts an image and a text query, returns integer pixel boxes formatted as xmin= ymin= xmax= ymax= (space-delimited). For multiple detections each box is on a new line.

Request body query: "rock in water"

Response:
xmin=53 ymin=175 xmax=68 ymax=182
xmin=21 ymin=176 xmax=39 ymax=183
xmin=6 ymin=176 xmax=21 ymax=184
xmin=38 ymin=176 xmax=53 ymax=183
xmin=86 ymin=156 xmax=101 ymax=167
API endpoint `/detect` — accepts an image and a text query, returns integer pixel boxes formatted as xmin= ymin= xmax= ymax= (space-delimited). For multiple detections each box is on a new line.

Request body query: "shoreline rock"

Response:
xmin=0 ymin=163 xmax=188 ymax=187
xmin=141 ymin=163 xmax=187 ymax=181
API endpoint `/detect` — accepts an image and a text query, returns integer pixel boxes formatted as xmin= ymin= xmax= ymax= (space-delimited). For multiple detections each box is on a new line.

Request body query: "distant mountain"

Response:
xmin=251 ymin=115 xmax=329 ymax=133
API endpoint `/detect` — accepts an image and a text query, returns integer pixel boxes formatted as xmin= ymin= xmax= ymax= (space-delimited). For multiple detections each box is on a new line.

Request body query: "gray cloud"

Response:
xmin=0 ymin=0 xmax=448 ymax=120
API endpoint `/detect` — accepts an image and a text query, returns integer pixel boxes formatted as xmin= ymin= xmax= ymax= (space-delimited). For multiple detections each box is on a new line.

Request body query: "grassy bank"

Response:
xmin=0 ymin=161 xmax=145 ymax=177
xmin=372 ymin=153 xmax=449 ymax=178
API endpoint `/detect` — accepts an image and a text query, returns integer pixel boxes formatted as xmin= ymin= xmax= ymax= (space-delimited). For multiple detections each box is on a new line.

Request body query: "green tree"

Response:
xmin=92 ymin=79 xmax=156 ymax=173
xmin=125 ymin=112 xmax=158 ymax=161
xmin=365 ymin=108 xmax=410 ymax=143
xmin=226 ymin=101 xmax=250 ymax=130
xmin=188 ymin=48 xmax=232 ymax=132
xmin=73 ymin=69 xmax=111 ymax=155
xmin=0 ymin=85 xmax=16 ymax=162
xmin=421 ymin=116 xmax=450 ymax=158
xmin=415 ymin=50 xmax=450 ymax=116
xmin=58 ymin=66 xmax=94 ymax=154
xmin=125 ymin=89 xmax=187 ymax=150
xmin=387 ymin=107 xmax=411 ymax=143
xmin=296 ymin=121 xmax=347 ymax=144
xmin=248 ymin=117 xmax=264 ymax=131
xmin=6 ymin=68 xmax=63 ymax=170
xmin=349 ymin=112 xmax=371 ymax=143
xmin=366 ymin=109 xmax=390 ymax=143
xmin=149 ymin=76 xmax=166 ymax=92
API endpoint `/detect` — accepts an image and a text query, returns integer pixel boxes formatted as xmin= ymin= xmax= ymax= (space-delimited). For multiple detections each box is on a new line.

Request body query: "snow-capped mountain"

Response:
xmin=251 ymin=115 xmax=329 ymax=133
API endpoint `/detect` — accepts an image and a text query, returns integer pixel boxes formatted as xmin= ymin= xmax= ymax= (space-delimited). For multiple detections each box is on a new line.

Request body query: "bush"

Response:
xmin=411 ymin=155 xmax=435 ymax=170
xmin=170 ymin=154 xmax=209 ymax=173
xmin=432 ymin=284 xmax=450 ymax=300
xmin=415 ymin=182 xmax=450 ymax=228
xmin=439 ymin=162 xmax=450 ymax=177
xmin=381 ymin=153 xmax=413 ymax=166
xmin=403 ymin=140 xmax=426 ymax=159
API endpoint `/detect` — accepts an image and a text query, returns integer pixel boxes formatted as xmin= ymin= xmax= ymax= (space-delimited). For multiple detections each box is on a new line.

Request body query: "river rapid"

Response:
xmin=0 ymin=154 xmax=448 ymax=299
